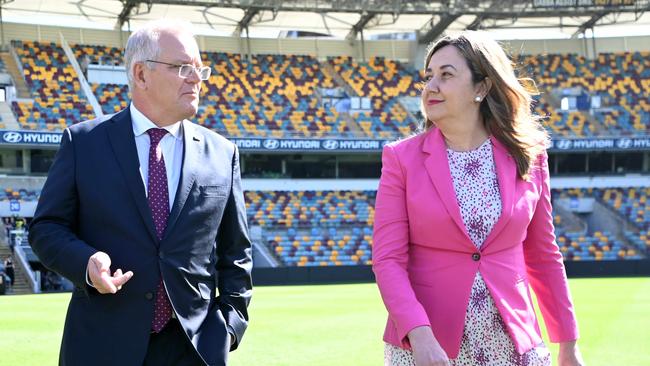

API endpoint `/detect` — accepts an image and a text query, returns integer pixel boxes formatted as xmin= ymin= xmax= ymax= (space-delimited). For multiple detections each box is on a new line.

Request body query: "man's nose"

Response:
xmin=185 ymin=68 xmax=202 ymax=83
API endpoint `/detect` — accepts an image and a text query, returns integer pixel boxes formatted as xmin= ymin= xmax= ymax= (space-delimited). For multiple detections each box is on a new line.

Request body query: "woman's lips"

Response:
xmin=427 ymin=99 xmax=443 ymax=106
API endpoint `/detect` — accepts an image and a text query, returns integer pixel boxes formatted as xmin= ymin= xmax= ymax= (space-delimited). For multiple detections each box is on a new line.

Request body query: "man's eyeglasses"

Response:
xmin=145 ymin=60 xmax=211 ymax=80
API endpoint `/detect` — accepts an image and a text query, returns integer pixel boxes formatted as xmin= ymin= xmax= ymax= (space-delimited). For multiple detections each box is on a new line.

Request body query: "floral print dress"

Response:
xmin=384 ymin=139 xmax=551 ymax=366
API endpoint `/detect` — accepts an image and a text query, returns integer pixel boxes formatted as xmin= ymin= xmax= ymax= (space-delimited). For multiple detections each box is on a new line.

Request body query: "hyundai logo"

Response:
xmin=263 ymin=139 xmax=280 ymax=150
xmin=322 ymin=140 xmax=338 ymax=150
xmin=3 ymin=132 xmax=22 ymax=143
xmin=616 ymin=138 xmax=632 ymax=149
xmin=556 ymin=140 xmax=572 ymax=150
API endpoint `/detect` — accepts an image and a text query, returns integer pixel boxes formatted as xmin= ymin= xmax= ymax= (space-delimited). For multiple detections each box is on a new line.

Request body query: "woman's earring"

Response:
xmin=474 ymin=96 xmax=482 ymax=103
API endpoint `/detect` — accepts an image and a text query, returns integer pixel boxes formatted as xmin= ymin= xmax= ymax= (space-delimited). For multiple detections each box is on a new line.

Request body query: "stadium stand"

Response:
xmin=199 ymin=52 xmax=349 ymax=137
xmin=599 ymin=187 xmax=650 ymax=230
xmin=246 ymin=190 xmax=375 ymax=228
xmin=91 ymin=83 xmax=130 ymax=114
xmin=71 ymin=44 xmax=130 ymax=114
xmin=10 ymin=41 xmax=94 ymax=130
xmin=0 ymin=188 xmax=40 ymax=202
xmin=249 ymin=188 xmax=647 ymax=266
xmin=247 ymin=190 xmax=374 ymax=266
xmin=2 ymin=37 xmax=648 ymax=268
xmin=12 ymin=39 xmax=649 ymax=140
xmin=72 ymin=44 xmax=123 ymax=66
xmin=552 ymin=188 xmax=647 ymax=260
xmin=2 ymin=182 xmax=646 ymax=266
xmin=521 ymin=52 xmax=650 ymax=137
xmin=265 ymin=226 xmax=373 ymax=267
xmin=328 ymin=56 xmax=419 ymax=138
xmin=70 ymin=44 xmax=351 ymax=137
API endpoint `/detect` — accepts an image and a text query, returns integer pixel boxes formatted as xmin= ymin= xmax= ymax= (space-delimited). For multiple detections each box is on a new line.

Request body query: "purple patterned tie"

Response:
xmin=147 ymin=128 xmax=173 ymax=333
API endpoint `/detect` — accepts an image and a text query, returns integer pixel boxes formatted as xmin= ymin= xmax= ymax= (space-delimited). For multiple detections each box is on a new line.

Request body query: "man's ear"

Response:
xmin=133 ymin=62 xmax=148 ymax=90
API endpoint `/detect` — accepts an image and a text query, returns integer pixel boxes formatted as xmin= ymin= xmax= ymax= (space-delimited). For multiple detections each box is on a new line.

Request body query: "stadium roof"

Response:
xmin=2 ymin=0 xmax=650 ymax=41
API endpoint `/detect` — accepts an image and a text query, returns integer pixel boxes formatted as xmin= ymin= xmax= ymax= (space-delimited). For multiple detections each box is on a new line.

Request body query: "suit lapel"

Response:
xmin=422 ymin=128 xmax=474 ymax=249
xmin=481 ymin=135 xmax=517 ymax=250
xmin=164 ymin=120 xmax=202 ymax=237
xmin=106 ymin=108 xmax=158 ymax=243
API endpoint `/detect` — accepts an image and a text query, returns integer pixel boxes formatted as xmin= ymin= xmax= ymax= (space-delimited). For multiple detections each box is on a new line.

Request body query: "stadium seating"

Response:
xmin=70 ymin=45 xmax=350 ymax=137
xmin=72 ymin=44 xmax=123 ymax=66
xmin=552 ymin=187 xmax=647 ymax=260
xmin=198 ymin=52 xmax=349 ymax=137
xmin=265 ymin=226 xmax=373 ymax=266
xmin=246 ymin=190 xmax=375 ymax=266
xmin=11 ymin=39 xmax=648 ymax=138
xmin=599 ymin=187 xmax=650 ymax=231
xmin=92 ymin=83 xmax=130 ymax=114
xmin=251 ymin=188 xmax=647 ymax=266
xmin=329 ymin=56 xmax=419 ymax=138
xmin=624 ymin=230 xmax=650 ymax=256
xmin=2 ymin=186 xmax=646 ymax=265
xmin=521 ymin=52 xmax=650 ymax=136
xmin=554 ymin=227 xmax=639 ymax=261
xmin=246 ymin=190 xmax=375 ymax=228
xmin=328 ymin=56 xmax=420 ymax=98
xmin=0 ymin=188 xmax=40 ymax=201
xmin=11 ymin=40 xmax=95 ymax=130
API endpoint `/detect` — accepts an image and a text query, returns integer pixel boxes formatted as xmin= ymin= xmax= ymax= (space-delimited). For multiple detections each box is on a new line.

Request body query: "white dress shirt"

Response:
xmin=130 ymin=103 xmax=184 ymax=211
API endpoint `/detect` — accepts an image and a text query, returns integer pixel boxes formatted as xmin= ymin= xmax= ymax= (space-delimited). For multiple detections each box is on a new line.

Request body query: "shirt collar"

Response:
xmin=130 ymin=103 xmax=183 ymax=140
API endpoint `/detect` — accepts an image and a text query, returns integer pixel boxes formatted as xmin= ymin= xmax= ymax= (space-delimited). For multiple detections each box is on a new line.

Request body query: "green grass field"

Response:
xmin=1 ymin=278 xmax=649 ymax=365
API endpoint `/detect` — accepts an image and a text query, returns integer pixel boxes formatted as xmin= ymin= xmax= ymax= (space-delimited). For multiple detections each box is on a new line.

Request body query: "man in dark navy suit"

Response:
xmin=29 ymin=19 xmax=252 ymax=366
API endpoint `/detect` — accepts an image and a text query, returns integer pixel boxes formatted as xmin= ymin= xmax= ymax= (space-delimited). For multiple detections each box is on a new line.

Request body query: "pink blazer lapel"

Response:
xmin=421 ymin=128 xmax=518 ymax=252
xmin=481 ymin=135 xmax=517 ymax=250
xmin=422 ymin=128 xmax=474 ymax=250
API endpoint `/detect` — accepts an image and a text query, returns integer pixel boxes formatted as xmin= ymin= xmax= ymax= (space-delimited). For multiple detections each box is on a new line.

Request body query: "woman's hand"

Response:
xmin=558 ymin=341 xmax=585 ymax=366
xmin=407 ymin=326 xmax=450 ymax=366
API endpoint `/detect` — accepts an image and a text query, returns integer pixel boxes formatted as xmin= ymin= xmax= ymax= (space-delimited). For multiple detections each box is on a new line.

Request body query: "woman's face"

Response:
xmin=421 ymin=45 xmax=482 ymax=127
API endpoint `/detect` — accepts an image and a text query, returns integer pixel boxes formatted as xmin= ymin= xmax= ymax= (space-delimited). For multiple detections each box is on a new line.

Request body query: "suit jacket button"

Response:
xmin=145 ymin=292 xmax=153 ymax=300
xmin=159 ymin=252 xmax=164 ymax=259
xmin=472 ymin=252 xmax=481 ymax=261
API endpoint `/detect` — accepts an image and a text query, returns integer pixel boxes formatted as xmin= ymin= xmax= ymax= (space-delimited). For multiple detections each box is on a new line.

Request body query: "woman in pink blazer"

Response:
xmin=373 ymin=31 xmax=584 ymax=366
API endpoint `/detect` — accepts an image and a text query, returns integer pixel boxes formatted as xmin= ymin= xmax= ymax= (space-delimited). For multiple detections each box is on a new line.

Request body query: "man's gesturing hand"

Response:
xmin=87 ymin=252 xmax=133 ymax=294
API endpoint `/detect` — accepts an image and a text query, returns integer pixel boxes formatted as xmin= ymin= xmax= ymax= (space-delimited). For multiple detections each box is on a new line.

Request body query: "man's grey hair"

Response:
xmin=124 ymin=19 xmax=196 ymax=91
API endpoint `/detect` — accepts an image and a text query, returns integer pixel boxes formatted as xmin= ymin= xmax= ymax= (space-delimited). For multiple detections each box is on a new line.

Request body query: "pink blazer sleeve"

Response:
xmin=372 ymin=144 xmax=431 ymax=347
xmin=523 ymin=151 xmax=580 ymax=343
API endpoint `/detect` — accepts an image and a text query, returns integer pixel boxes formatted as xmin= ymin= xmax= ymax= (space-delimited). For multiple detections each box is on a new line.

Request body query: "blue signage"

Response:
xmin=1 ymin=129 xmax=649 ymax=152
xmin=231 ymin=138 xmax=392 ymax=152
xmin=9 ymin=200 xmax=20 ymax=212
xmin=1 ymin=131 xmax=62 ymax=146
xmin=548 ymin=137 xmax=650 ymax=151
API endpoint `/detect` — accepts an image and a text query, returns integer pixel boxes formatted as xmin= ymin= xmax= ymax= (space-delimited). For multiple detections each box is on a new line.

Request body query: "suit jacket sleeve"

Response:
xmin=216 ymin=145 xmax=253 ymax=351
xmin=28 ymin=129 xmax=97 ymax=291
xmin=372 ymin=144 xmax=431 ymax=347
xmin=523 ymin=151 xmax=579 ymax=343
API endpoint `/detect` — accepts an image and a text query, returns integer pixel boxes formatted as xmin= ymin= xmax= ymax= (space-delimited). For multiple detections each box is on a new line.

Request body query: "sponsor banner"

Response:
xmin=233 ymin=137 xmax=650 ymax=152
xmin=231 ymin=138 xmax=392 ymax=152
xmin=1 ymin=131 xmax=63 ymax=146
xmin=549 ymin=137 xmax=650 ymax=151
xmin=1 ymin=130 xmax=649 ymax=152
